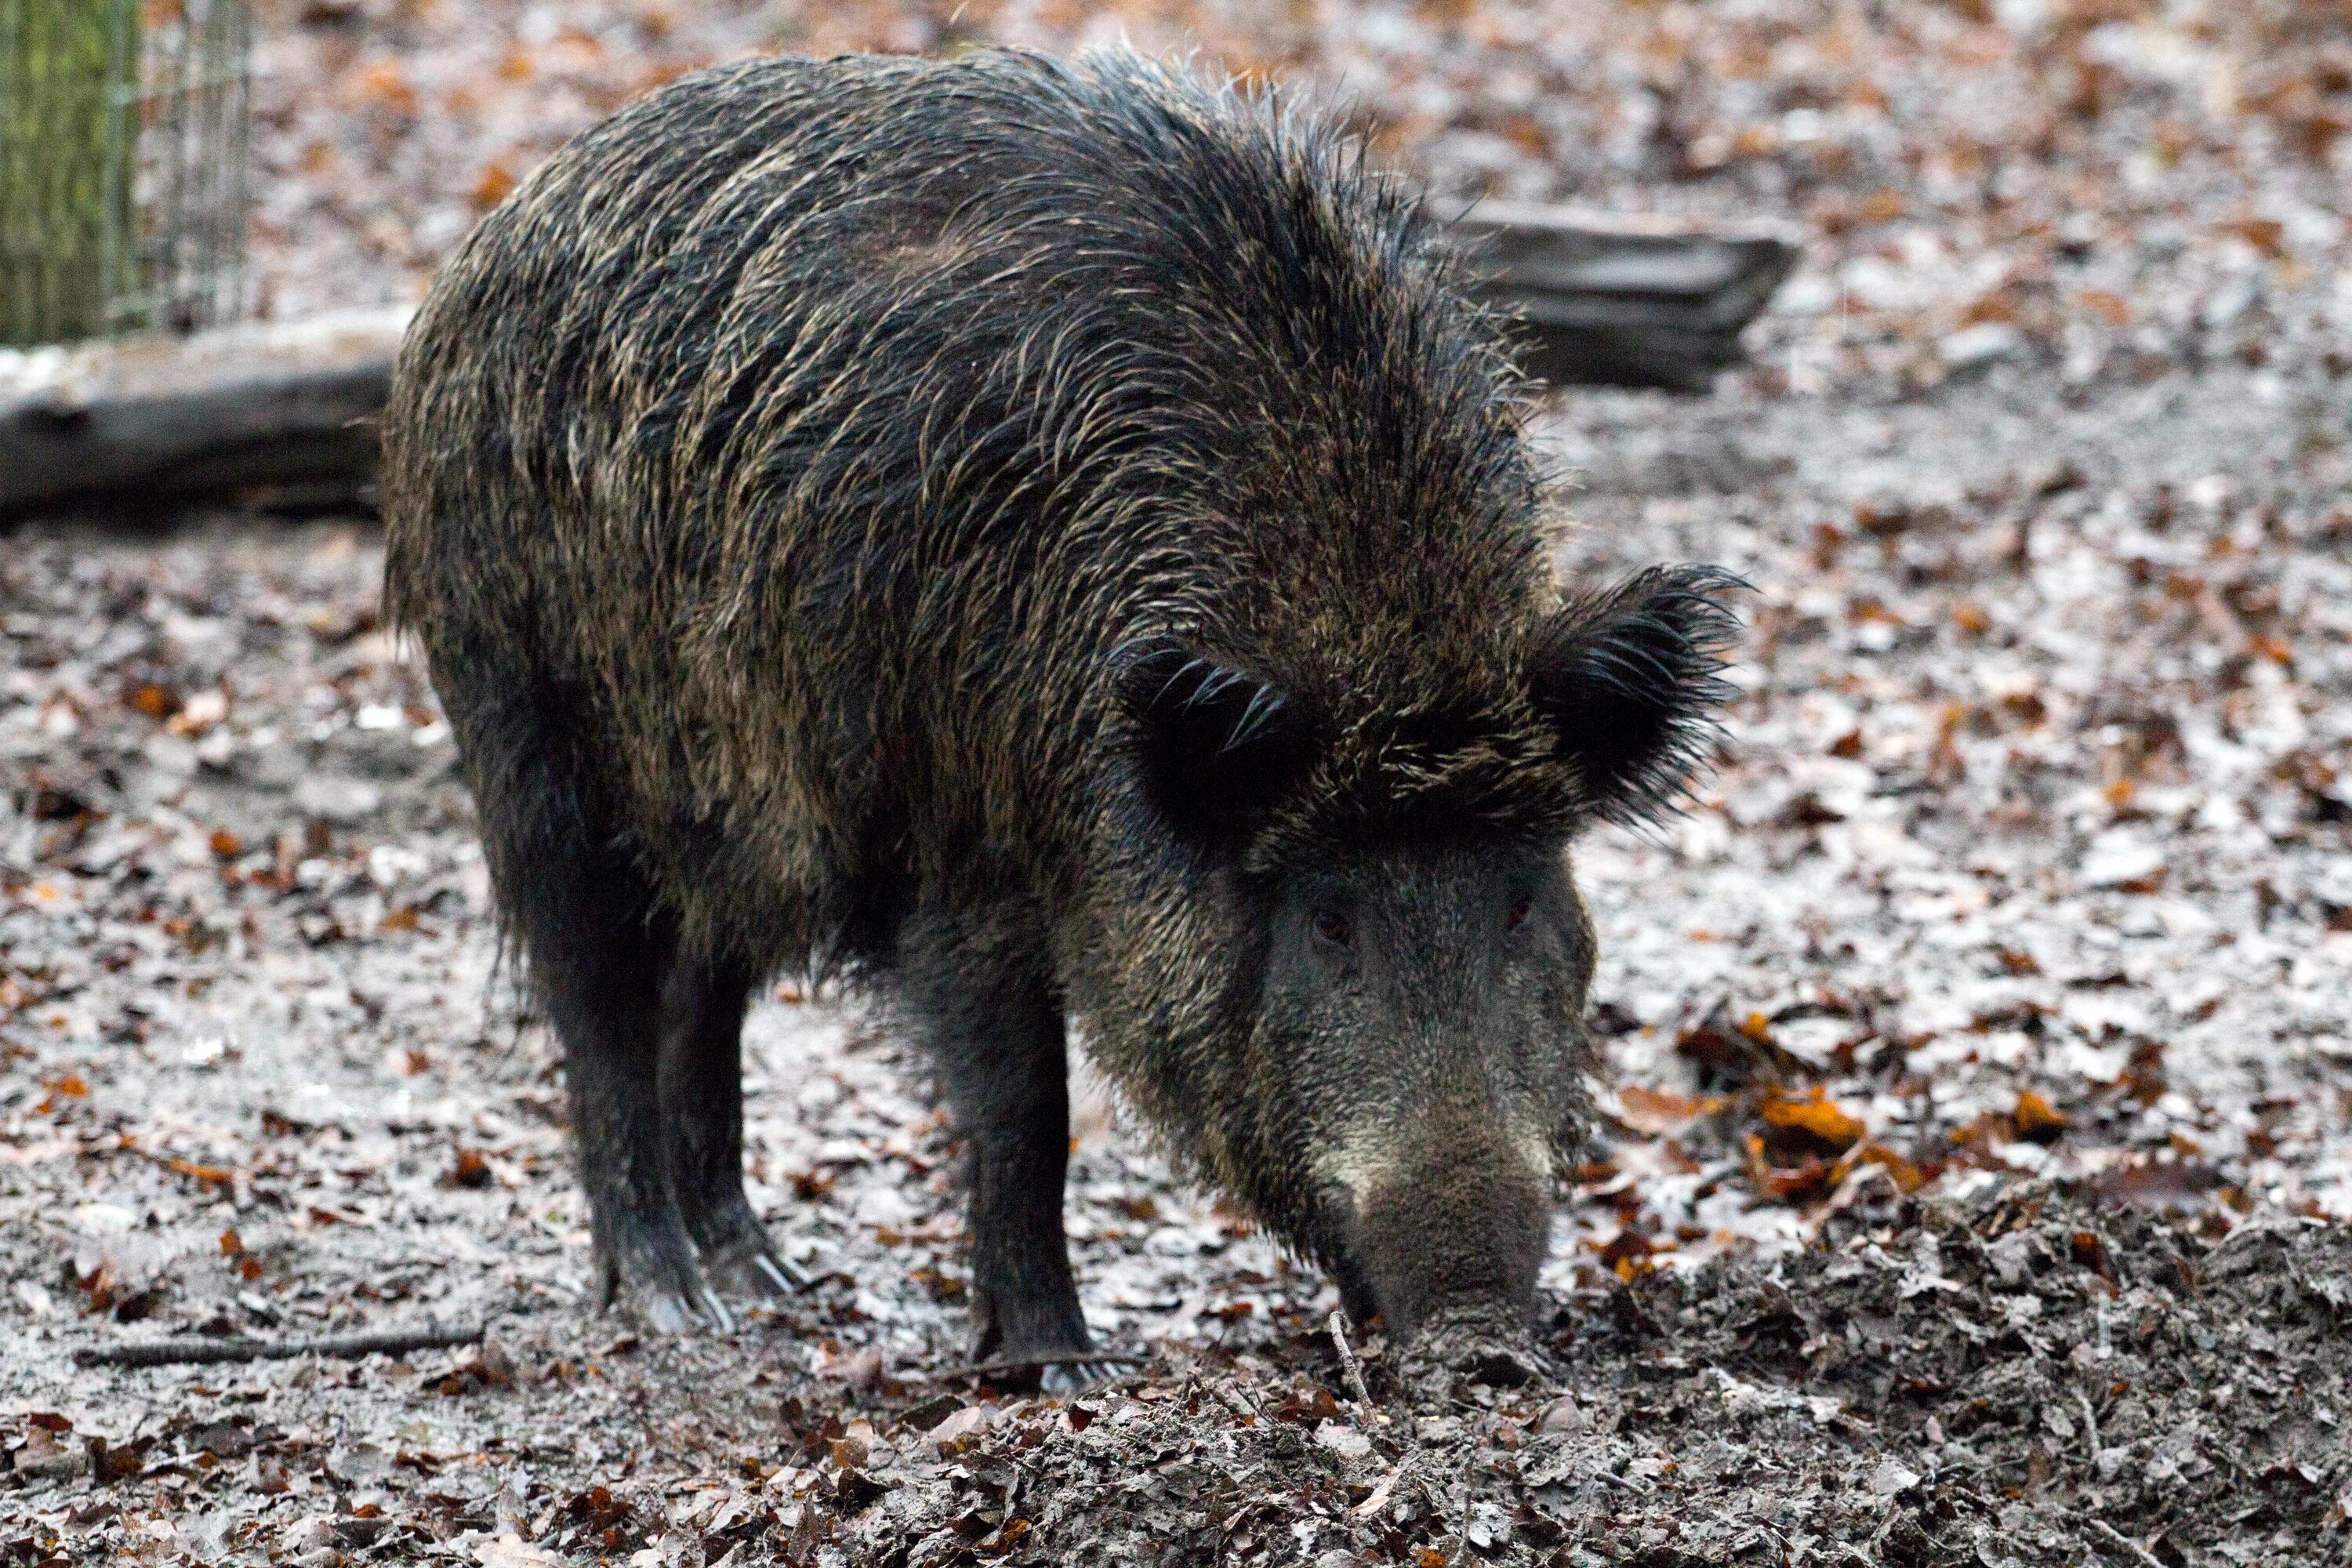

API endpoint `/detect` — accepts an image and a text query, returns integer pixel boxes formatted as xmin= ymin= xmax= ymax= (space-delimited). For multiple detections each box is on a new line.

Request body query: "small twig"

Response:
xmin=2087 ymin=1518 xmax=2165 ymax=1568
xmin=2073 ymin=1389 xmax=2102 ymax=1463
xmin=1327 ymin=1311 xmax=1377 ymax=1417
xmin=925 ymin=1352 xmax=1149 ymax=1383
xmin=73 ymin=1320 xmax=483 ymax=1369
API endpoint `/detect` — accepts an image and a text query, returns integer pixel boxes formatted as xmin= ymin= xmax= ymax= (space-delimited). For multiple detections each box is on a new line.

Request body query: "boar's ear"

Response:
xmin=1116 ymin=637 xmax=1315 ymax=844
xmin=1526 ymin=566 xmax=1740 ymax=826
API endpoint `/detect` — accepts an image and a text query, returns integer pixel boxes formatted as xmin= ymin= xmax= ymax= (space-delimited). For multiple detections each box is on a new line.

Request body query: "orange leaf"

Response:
xmin=1759 ymin=1087 xmax=1866 ymax=1152
xmin=1764 ymin=1158 xmax=1834 ymax=1202
xmin=2224 ymin=216 xmax=2285 ymax=257
xmin=169 ymin=1156 xmax=236 ymax=1189
xmin=128 ymin=684 xmax=179 ymax=719
xmin=345 ymin=58 xmax=418 ymax=115
xmin=2076 ymin=289 xmax=2131 ymax=327
xmin=1596 ymin=1229 xmax=1657 ymax=1267
xmin=474 ymin=160 xmax=517 ymax=211
xmin=1835 ymin=1142 xmax=1928 ymax=1195
xmin=2014 ymin=1091 xmax=2070 ymax=1142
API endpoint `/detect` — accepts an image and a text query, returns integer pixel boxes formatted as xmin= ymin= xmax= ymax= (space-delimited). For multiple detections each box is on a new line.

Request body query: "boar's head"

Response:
xmin=1091 ymin=566 xmax=1737 ymax=1345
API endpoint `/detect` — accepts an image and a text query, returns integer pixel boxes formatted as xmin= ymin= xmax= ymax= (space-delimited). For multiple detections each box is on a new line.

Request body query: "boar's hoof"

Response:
xmin=619 ymin=1282 xmax=735 ymax=1337
xmin=599 ymin=1242 xmax=735 ymax=1335
xmin=965 ymin=1345 xmax=1126 ymax=1393
xmin=1037 ymin=1359 xmax=1128 ymax=1394
xmin=699 ymin=1237 xmax=810 ymax=1303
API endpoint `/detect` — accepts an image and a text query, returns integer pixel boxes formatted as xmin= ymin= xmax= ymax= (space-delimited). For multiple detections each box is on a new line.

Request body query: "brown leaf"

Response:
xmin=445 ymin=1148 xmax=492 ymax=1189
xmin=1617 ymin=1083 xmax=1708 ymax=1135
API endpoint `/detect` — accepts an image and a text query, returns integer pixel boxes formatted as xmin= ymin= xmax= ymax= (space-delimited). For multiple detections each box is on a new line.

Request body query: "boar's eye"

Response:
xmin=1526 ymin=564 xmax=1742 ymax=827
xmin=1115 ymin=636 xmax=1315 ymax=845
xmin=1505 ymin=893 xmax=1534 ymax=931
xmin=1309 ymin=909 xmax=1354 ymax=949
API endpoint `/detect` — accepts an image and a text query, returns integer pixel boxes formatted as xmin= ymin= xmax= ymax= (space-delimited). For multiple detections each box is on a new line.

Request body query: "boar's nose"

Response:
xmin=1350 ymin=1126 xmax=1548 ymax=1344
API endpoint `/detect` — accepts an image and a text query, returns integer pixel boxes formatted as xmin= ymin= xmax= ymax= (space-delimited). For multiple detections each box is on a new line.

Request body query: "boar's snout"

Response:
xmin=1345 ymin=1124 xmax=1548 ymax=1345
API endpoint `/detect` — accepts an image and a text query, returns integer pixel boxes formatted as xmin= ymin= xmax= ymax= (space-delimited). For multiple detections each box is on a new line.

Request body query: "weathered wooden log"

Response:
xmin=1443 ymin=201 xmax=1801 ymax=394
xmin=0 ymin=208 xmax=1796 ymax=519
xmin=0 ymin=305 xmax=406 ymax=520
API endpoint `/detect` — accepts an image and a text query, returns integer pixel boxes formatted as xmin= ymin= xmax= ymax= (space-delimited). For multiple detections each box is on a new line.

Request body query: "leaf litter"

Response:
xmin=9 ymin=0 xmax=2352 ymax=1563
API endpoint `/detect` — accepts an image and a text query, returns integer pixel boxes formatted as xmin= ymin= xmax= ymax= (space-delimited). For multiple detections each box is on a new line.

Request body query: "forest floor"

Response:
xmin=8 ymin=2 xmax=2352 ymax=1565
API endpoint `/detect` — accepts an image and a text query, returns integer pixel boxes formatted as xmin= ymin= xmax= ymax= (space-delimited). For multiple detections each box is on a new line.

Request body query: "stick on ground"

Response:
xmin=1327 ymin=1310 xmax=1378 ymax=1416
xmin=72 ymin=1319 xmax=484 ymax=1369
xmin=2087 ymin=1519 xmax=2166 ymax=1568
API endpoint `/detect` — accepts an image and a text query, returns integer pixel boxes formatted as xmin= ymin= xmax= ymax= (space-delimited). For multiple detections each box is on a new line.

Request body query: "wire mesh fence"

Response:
xmin=1 ymin=0 xmax=252 ymax=348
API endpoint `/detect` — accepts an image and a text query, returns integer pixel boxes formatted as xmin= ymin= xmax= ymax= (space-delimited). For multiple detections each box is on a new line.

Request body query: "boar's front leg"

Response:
xmin=898 ymin=910 xmax=1102 ymax=1387
xmin=656 ymin=955 xmax=804 ymax=1300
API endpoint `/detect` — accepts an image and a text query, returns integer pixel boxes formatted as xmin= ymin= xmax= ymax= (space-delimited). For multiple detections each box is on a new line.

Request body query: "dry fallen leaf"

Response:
xmin=474 ymin=1533 xmax=566 ymax=1568
xmin=1617 ymin=1083 xmax=1713 ymax=1135
xmin=1759 ymin=1087 xmax=1867 ymax=1155
xmin=2013 ymin=1091 xmax=2071 ymax=1143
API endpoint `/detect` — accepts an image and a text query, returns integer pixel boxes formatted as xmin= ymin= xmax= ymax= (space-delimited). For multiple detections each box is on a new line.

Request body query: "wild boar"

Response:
xmin=381 ymin=48 xmax=1736 ymax=1384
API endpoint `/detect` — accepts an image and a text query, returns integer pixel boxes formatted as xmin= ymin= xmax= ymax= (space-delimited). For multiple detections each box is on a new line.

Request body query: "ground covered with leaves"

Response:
xmin=9 ymin=0 xmax=2352 ymax=1563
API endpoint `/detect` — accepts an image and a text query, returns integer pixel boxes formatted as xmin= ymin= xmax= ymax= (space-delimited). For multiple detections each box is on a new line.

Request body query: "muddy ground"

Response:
xmin=5 ymin=355 xmax=2350 ymax=1564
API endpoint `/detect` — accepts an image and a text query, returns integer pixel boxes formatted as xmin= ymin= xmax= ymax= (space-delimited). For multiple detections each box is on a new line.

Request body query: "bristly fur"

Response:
xmin=379 ymin=47 xmax=1739 ymax=1327
xmin=383 ymin=47 xmax=1566 ymax=976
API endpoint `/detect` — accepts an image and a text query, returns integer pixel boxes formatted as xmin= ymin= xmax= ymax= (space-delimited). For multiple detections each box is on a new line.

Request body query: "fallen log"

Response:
xmin=0 ymin=306 xmax=408 ymax=521
xmin=1443 ymin=201 xmax=1801 ymax=393
xmin=0 ymin=209 xmax=1796 ymax=520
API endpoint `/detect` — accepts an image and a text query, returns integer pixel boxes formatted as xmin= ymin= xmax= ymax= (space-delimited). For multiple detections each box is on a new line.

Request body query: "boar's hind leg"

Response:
xmin=657 ymin=957 xmax=804 ymax=1300
xmin=481 ymin=752 xmax=728 ymax=1334
xmin=539 ymin=909 xmax=732 ymax=1334
xmin=899 ymin=914 xmax=1101 ymax=1386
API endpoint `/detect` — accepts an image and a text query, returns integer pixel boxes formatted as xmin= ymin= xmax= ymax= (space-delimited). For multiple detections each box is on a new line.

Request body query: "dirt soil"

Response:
xmin=8 ymin=1 xmax=2352 ymax=1564
xmin=6 ymin=358 xmax=2350 ymax=1563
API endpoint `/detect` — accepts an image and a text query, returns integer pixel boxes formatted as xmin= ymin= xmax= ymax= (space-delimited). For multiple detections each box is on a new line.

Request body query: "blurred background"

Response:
xmin=15 ymin=0 xmax=2352 ymax=391
xmin=260 ymin=0 xmax=2348 ymax=398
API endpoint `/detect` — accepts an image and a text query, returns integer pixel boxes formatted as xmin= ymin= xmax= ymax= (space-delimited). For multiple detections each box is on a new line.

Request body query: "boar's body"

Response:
xmin=384 ymin=50 xmax=1732 ymax=1371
